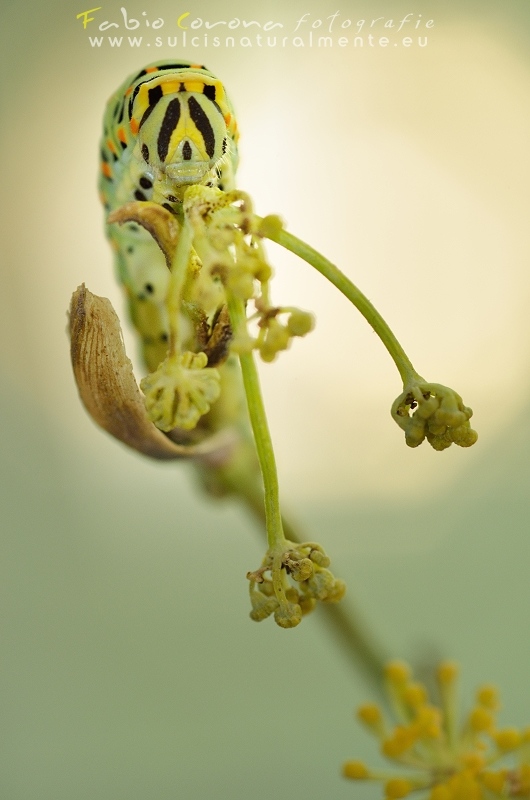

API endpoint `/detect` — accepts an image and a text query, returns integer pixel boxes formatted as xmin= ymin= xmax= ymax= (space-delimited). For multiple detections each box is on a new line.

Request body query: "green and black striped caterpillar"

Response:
xmin=99 ymin=60 xmax=239 ymax=370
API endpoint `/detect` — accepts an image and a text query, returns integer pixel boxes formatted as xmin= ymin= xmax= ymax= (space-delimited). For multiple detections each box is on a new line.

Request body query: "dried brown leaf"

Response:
xmin=69 ymin=284 xmax=235 ymax=463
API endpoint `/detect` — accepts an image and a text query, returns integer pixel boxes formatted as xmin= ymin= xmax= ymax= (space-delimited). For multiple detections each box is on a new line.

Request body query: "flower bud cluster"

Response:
xmin=184 ymin=186 xmax=271 ymax=300
xmin=248 ymin=541 xmax=346 ymax=629
xmin=230 ymin=302 xmax=315 ymax=363
xmin=183 ymin=186 xmax=314 ymax=362
xmin=140 ymin=350 xmax=221 ymax=432
xmin=391 ymin=382 xmax=478 ymax=451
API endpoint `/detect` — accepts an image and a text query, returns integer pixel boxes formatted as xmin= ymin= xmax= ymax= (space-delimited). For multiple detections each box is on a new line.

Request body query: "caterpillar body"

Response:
xmin=99 ymin=60 xmax=239 ymax=371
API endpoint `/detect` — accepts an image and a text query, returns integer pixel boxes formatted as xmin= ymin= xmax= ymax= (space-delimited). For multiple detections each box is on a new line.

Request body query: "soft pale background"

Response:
xmin=1 ymin=1 xmax=530 ymax=798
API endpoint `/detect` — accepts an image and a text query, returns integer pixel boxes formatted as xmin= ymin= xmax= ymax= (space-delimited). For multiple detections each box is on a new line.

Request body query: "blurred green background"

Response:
xmin=1 ymin=1 xmax=530 ymax=797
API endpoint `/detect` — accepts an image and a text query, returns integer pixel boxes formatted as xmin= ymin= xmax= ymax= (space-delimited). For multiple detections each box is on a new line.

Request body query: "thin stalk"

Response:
xmin=167 ymin=220 xmax=193 ymax=355
xmin=216 ymin=457 xmax=389 ymax=702
xmin=260 ymin=221 xmax=421 ymax=387
xmin=226 ymin=295 xmax=286 ymax=553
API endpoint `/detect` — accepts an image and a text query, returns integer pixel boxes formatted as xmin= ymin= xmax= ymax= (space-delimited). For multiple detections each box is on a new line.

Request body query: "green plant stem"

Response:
xmin=167 ymin=219 xmax=193 ymax=355
xmin=219 ymin=288 xmax=389 ymax=697
xmin=226 ymin=296 xmax=286 ymax=553
xmin=260 ymin=221 xmax=421 ymax=387
xmin=214 ymin=459 xmax=389 ymax=703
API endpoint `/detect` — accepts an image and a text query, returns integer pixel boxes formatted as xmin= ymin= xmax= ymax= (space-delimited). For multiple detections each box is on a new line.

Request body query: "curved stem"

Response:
xmin=260 ymin=220 xmax=421 ymax=387
xmin=226 ymin=295 xmax=286 ymax=553
xmin=215 ymin=459 xmax=389 ymax=703
xmin=316 ymin=598 xmax=389 ymax=703
xmin=167 ymin=220 xmax=193 ymax=355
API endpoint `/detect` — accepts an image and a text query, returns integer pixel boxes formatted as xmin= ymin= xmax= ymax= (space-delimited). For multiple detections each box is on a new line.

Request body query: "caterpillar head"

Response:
xmin=130 ymin=70 xmax=237 ymax=191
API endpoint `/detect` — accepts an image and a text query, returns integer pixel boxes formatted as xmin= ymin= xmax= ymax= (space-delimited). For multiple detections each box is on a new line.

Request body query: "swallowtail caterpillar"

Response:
xmin=99 ymin=60 xmax=239 ymax=372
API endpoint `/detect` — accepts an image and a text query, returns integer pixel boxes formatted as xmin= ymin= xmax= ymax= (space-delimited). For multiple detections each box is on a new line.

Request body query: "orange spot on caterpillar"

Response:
xmin=107 ymin=138 xmax=117 ymax=154
xmin=130 ymin=118 xmax=139 ymax=135
xmin=146 ymin=66 xmax=158 ymax=73
xmin=224 ymin=113 xmax=231 ymax=125
xmin=125 ymin=86 xmax=133 ymax=96
xmin=101 ymin=162 xmax=112 ymax=178
xmin=117 ymin=127 xmax=127 ymax=143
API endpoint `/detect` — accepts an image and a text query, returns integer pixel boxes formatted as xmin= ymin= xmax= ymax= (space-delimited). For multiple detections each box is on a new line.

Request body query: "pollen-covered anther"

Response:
xmin=494 ymin=728 xmax=522 ymax=753
xmin=476 ymin=684 xmax=500 ymax=711
xmin=480 ymin=769 xmax=508 ymax=795
xmin=413 ymin=705 xmax=442 ymax=739
xmin=429 ymin=786 xmax=452 ymax=800
xmin=437 ymin=661 xmax=459 ymax=686
xmin=342 ymin=760 xmax=371 ymax=780
xmin=460 ymin=751 xmax=486 ymax=773
xmin=357 ymin=703 xmax=386 ymax=738
xmin=382 ymin=725 xmax=418 ymax=758
xmin=385 ymin=777 xmax=414 ymax=798
xmin=403 ymin=682 xmax=429 ymax=710
xmin=468 ymin=706 xmax=495 ymax=734
xmin=385 ymin=661 xmax=412 ymax=686
xmin=140 ymin=350 xmax=221 ymax=431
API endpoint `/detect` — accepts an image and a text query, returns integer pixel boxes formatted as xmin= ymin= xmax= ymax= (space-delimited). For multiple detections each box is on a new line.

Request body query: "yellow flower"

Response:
xmin=343 ymin=661 xmax=530 ymax=798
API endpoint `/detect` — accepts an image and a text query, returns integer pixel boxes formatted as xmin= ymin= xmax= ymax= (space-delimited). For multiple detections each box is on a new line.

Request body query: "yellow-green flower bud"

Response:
xmin=141 ymin=351 xmax=221 ymax=432
xmin=392 ymin=383 xmax=477 ymax=451
xmin=309 ymin=547 xmax=331 ymax=568
xmin=259 ymin=320 xmax=291 ymax=362
xmin=287 ymin=309 xmax=315 ymax=337
xmin=227 ymin=266 xmax=256 ymax=301
xmin=450 ymin=422 xmax=478 ymax=447
xmin=322 ymin=578 xmax=347 ymax=603
xmin=229 ymin=329 xmax=256 ymax=355
xmin=286 ymin=556 xmax=314 ymax=582
xmin=285 ymin=586 xmax=301 ymax=603
xmin=343 ymin=760 xmax=370 ymax=780
xmin=257 ymin=580 xmax=275 ymax=597
xmin=306 ymin=568 xmax=336 ymax=600
xmin=426 ymin=429 xmax=453 ymax=451
xmin=404 ymin=415 xmax=427 ymax=448
xmin=258 ymin=214 xmax=284 ymax=239
xmin=274 ymin=601 xmax=302 ymax=628
xmin=298 ymin=595 xmax=317 ymax=615
xmin=249 ymin=592 xmax=279 ymax=621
